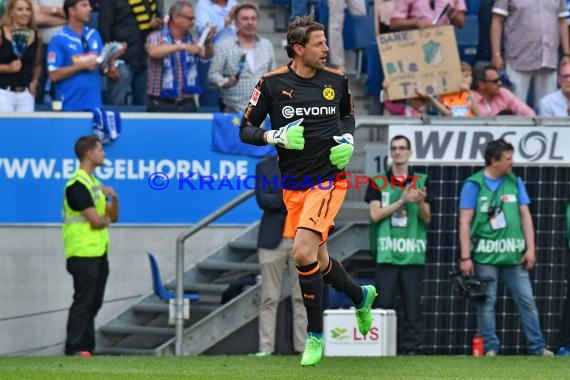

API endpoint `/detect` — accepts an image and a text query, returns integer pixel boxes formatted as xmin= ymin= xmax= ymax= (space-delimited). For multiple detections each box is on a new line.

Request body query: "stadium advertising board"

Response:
xmin=389 ymin=125 xmax=568 ymax=165
xmin=0 ymin=114 xmax=261 ymax=224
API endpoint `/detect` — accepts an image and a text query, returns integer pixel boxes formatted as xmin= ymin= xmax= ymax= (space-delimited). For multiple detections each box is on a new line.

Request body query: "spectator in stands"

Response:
xmin=327 ymin=0 xmax=366 ymax=73
xmin=390 ymin=0 xmax=466 ymax=31
xmin=290 ymin=0 xmax=310 ymax=23
xmin=0 ymin=0 xmax=42 ymax=112
xmin=0 ymin=0 xmax=6 ymax=18
xmin=254 ymin=156 xmax=306 ymax=357
xmin=32 ymin=0 xmax=65 ymax=103
xmin=98 ymin=0 xmax=163 ymax=106
xmin=382 ymin=80 xmax=429 ymax=117
xmin=146 ymin=1 xmax=213 ymax=113
xmin=471 ymin=65 xmax=535 ymax=116
xmin=208 ymin=3 xmax=275 ymax=113
xmin=539 ymin=61 xmax=570 ymax=116
xmin=62 ymin=135 xmax=119 ymax=357
xmin=196 ymin=0 xmax=237 ymax=45
xmin=48 ymin=0 xmax=120 ymax=111
xmin=374 ymin=0 xmax=395 ymax=35
xmin=365 ymin=135 xmax=430 ymax=355
xmin=459 ymin=138 xmax=553 ymax=356
xmin=555 ymin=199 xmax=570 ymax=356
xmin=491 ymin=1 xmax=570 ymax=109
xmin=424 ymin=61 xmax=481 ymax=117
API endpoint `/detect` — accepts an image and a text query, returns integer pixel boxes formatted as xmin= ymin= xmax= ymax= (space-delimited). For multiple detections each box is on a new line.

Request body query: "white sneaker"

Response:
xmin=485 ymin=350 xmax=497 ymax=356
xmin=254 ymin=351 xmax=272 ymax=357
xmin=541 ymin=349 xmax=554 ymax=356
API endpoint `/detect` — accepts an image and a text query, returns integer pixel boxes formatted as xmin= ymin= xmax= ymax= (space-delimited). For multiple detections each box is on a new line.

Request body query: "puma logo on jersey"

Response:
xmin=309 ymin=217 xmax=318 ymax=226
xmin=281 ymin=89 xmax=294 ymax=99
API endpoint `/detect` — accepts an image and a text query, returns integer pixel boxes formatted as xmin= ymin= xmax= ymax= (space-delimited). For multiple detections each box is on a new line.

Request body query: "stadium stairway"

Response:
xmin=94 ymin=221 xmax=370 ymax=356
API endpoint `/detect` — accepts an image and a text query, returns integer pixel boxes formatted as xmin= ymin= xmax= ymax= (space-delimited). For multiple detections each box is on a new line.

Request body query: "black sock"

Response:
xmin=322 ymin=258 xmax=363 ymax=305
xmin=297 ymin=261 xmax=323 ymax=333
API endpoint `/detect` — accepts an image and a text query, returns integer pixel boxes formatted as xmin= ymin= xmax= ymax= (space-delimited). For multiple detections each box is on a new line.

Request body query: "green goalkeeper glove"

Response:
xmin=329 ymin=133 xmax=354 ymax=169
xmin=265 ymin=118 xmax=305 ymax=150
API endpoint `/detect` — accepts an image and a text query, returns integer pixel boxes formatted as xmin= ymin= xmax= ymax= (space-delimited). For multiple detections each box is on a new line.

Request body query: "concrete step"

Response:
xmin=196 ymin=261 xmax=260 ymax=272
xmin=100 ymin=325 xmax=175 ymax=336
xmin=131 ymin=303 xmax=219 ymax=314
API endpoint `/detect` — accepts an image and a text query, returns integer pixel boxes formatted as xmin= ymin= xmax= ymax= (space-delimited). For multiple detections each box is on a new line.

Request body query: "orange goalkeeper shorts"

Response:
xmin=282 ymin=180 xmax=347 ymax=244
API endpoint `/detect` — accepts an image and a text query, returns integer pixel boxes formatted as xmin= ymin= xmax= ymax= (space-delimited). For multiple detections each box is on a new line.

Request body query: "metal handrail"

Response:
xmin=174 ymin=189 xmax=255 ymax=355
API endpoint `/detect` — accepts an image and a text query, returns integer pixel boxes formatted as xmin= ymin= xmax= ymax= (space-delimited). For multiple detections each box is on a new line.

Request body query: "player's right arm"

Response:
xmin=240 ymin=78 xmax=271 ymax=146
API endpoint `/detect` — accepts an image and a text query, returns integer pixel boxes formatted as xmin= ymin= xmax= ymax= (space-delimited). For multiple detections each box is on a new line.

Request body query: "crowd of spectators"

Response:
xmin=2 ymin=0 xmax=570 ymax=116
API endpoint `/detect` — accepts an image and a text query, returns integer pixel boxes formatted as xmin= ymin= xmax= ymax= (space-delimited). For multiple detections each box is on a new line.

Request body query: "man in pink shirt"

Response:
xmin=390 ymin=0 xmax=466 ymax=30
xmin=472 ymin=66 xmax=536 ymax=116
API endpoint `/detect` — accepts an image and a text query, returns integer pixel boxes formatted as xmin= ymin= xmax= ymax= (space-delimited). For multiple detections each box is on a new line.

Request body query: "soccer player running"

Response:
xmin=240 ymin=15 xmax=377 ymax=366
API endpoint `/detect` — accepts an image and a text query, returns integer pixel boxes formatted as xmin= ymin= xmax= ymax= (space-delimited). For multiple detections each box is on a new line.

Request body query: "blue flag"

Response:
xmin=211 ymin=112 xmax=275 ymax=157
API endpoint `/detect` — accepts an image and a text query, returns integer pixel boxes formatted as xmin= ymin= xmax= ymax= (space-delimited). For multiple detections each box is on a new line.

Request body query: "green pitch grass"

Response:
xmin=0 ymin=355 xmax=568 ymax=380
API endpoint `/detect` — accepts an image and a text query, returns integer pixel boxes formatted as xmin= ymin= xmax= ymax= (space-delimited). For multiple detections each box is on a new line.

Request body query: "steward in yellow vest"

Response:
xmin=62 ymin=135 xmax=119 ymax=356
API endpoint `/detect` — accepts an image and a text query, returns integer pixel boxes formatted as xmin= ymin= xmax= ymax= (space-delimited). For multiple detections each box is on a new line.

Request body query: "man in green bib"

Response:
xmin=459 ymin=138 xmax=552 ymax=356
xmin=62 ymin=135 xmax=119 ymax=356
xmin=365 ymin=135 xmax=431 ymax=355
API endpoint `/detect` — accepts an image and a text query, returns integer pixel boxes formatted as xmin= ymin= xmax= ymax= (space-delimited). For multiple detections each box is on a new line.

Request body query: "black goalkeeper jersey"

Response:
xmin=240 ymin=63 xmax=355 ymax=189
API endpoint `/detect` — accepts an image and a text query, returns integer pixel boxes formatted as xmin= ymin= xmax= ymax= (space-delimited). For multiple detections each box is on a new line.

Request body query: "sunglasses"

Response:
xmin=390 ymin=146 xmax=409 ymax=152
xmin=483 ymin=78 xmax=501 ymax=84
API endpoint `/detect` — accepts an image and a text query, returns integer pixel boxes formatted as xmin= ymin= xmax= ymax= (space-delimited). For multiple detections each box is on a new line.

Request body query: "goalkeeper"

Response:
xmin=240 ymin=14 xmax=377 ymax=367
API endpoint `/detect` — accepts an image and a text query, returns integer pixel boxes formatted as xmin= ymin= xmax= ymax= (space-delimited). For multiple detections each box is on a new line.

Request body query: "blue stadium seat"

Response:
xmin=342 ymin=11 xmax=375 ymax=78
xmin=455 ymin=15 xmax=479 ymax=65
xmin=147 ymin=253 xmax=200 ymax=301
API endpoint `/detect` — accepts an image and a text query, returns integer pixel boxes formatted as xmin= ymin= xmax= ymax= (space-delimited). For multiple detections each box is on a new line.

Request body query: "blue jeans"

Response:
xmin=475 ymin=264 xmax=546 ymax=354
xmin=106 ymin=63 xmax=148 ymax=106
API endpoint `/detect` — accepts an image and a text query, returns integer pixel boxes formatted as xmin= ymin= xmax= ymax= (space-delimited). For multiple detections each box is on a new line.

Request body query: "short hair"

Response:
xmin=285 ymin=14 xmax=325 ymax=59
xmin=234 ymin=2 xmax=259 ymax=20
xmin=484 ymin=138 xmax=514 ymax=166
xmin=74 ymin=135 xmax=101 ymax=160
xmin=168 ymin=0 xmax=192 ymax=20
xmin=472 ymin=64 xmax=498 ymax=90
xmin=63 ymin=0 xmax=83 ymax=19
xmin=390 ymin=135 xmax=411 ymax=150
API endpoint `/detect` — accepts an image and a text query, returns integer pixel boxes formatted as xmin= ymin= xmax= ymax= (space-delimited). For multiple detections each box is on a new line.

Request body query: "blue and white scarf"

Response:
xmin=92 ymin=108 xmax=121 ymax=145
xmin=160 ymin=28 xmax=201 ymax=99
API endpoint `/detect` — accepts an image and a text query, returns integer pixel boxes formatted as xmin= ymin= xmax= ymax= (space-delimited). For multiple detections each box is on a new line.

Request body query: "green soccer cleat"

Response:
xmin=355 ymin=285 xmax=377 ymax=335
xmin=300 ymin=332 xmax=324 ymax=367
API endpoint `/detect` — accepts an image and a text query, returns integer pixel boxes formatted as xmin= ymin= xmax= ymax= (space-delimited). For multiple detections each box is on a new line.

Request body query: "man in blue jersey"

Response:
xmin=47 ymin=0 xmax=120 ymax=111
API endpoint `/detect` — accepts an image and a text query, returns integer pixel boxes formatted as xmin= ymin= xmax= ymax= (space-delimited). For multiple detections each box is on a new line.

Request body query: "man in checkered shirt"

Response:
xmin=207 ymin=3 xmax=275 ymax=113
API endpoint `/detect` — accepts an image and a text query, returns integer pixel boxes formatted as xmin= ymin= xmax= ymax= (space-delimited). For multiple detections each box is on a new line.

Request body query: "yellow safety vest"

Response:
xmin=62 ymin=169 xmax=109 ymax=258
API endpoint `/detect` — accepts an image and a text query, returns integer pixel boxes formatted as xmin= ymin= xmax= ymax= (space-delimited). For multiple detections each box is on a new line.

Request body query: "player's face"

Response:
xmin=70 ymin=0 xmax=92 ymax=24
xmin=301 ymin=30 xmax=328 ymax=70
xmin=559 ymin=64 xmax=570 ymax=95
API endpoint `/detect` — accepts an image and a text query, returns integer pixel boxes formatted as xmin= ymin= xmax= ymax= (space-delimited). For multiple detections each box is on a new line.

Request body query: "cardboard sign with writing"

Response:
xmin=377 ymin=26 xmax=462 ymax=101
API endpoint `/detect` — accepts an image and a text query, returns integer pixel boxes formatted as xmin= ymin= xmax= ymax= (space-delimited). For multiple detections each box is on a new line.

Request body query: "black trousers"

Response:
xmin=558 ymin=253 xmax=570 ymax=347
xmin=65 ymin=255 xmax=109 ymax=355
xmin=374 ymin=264 xmax=424 ymax=353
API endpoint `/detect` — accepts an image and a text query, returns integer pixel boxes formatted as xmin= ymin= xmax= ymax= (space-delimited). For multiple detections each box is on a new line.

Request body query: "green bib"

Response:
xmin=62 ymin=169 xmax=109 ymax=258
xmin=466 ymin=171 xmax=525 ymax=265
xmin=369 ymin=172 xmax=428 ymax=265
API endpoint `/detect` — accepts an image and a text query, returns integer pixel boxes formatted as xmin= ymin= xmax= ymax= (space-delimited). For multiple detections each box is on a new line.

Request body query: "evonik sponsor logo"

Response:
xmin=281 ymin=105 xmax=337 ymax=119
